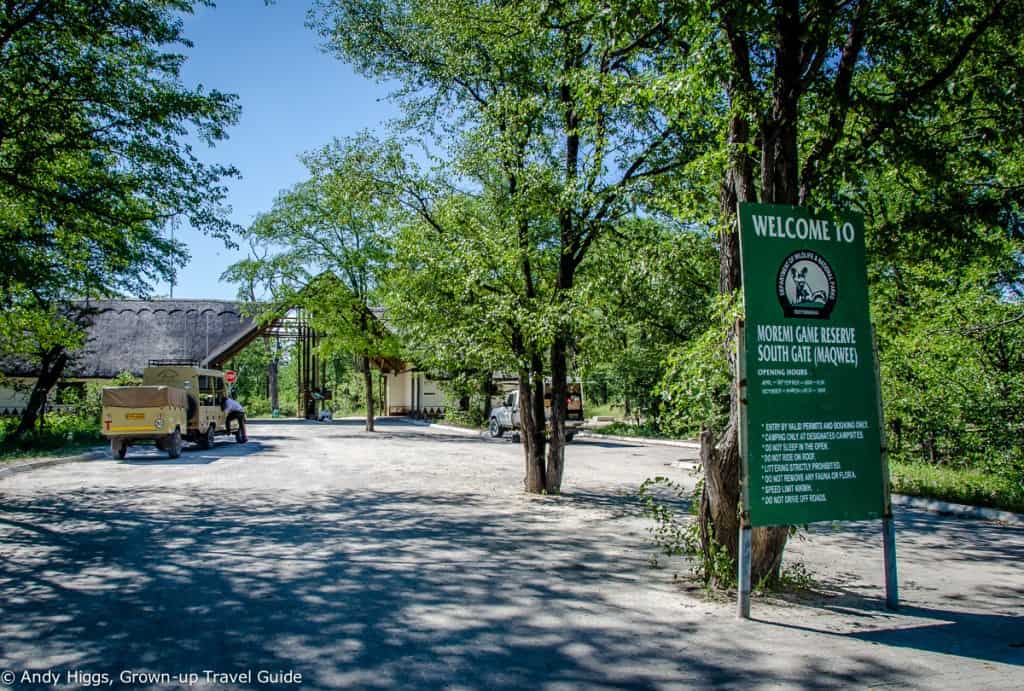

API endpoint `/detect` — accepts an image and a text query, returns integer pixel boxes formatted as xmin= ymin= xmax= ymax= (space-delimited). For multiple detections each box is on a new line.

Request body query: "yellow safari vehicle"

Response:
xmin=101 ymin=360 xmax=243 ymax=459
xmin=101 ymin=386 xmax=188 ymax=458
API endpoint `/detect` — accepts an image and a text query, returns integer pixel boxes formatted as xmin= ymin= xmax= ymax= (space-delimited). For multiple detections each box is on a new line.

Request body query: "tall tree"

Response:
xmin=695 ymin=0 xmax=1024 ymax=584
xmin=0 ymin=0 xmax=239 ymax=442
xmin=224 ymin=138 xmax=398 ymax=432
xmin=575 ymin=218 xmax=719 ymax=424
xmin=312 ymin=0 xmax=702 ymax=493
xmin=383 ymin=191 xmax=521 ymax=407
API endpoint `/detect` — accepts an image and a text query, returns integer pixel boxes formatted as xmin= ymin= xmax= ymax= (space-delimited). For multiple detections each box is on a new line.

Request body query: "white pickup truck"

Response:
xmin=488 ymin=383 xmax=584 ymax=441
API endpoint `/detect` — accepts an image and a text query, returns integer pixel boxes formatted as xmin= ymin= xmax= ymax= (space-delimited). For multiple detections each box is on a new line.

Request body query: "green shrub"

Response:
xmin=590 ymin=421 xmax=672 ymax=439
xmin=0 ymin=412 xmax=103 ymax=458
xmin=637 ymin=476 xmax=736 ymax=586
xmin=657 ymin=296 xmax=739 ymax=438
xmin=443 ymin=405 xmax=486 ymax=428
xmin=890 ymin=460 xmax=1024 ymax=513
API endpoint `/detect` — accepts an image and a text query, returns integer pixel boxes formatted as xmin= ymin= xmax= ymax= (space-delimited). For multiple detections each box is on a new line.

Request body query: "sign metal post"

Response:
xmin=737 ymin=520 xmax=752 ymax=619
xmin=874 ymin=331 xmax=899 ymax=610
xmin=737 ymin=319 xmax=752 ymax=619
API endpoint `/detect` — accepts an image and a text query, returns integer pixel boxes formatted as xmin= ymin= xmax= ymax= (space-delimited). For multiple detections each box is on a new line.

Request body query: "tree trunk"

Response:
xmin=701 ymin=110 xmax=793 ymax=586
xmin=10 ymin=347 xmax=69 ymax=443
xmin=520 ymin=357 xmax=547 ymax=493
xmin=761 ymin=0 xmax=801 ymax=206
xmin=362 ymin=355 xmax=375 ymax=432
xmin=545 ymin=334 xmax=569 ymax=494
xmin=268 ymin=357 xmax=279 ymax=412
xmin=542 ymin=39 xmax=582 ymax=496
xmin=481 ymin=371 xmax=492 ymax=421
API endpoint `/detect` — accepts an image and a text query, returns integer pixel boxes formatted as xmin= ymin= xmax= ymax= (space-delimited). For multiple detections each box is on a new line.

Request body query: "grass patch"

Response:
xmin=441 ymin=408 xmax=485 ymax=429
xmin=583 ymin=402 xmax=621 ymax=419
xmin=0 ymin=413 xmax=105 ymax=463
xmin=588 ymin=421 xmax=689 ymax=440
xmin=890 ymin=460 xmax=1024 ymax=514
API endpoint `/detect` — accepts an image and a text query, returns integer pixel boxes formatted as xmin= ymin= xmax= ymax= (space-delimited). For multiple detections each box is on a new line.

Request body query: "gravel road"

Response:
xmin=1 ymin=418 xmax=1021 ymax=689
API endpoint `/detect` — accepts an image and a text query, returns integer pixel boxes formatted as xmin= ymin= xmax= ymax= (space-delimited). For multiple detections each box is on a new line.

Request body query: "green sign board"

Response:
xmin=738 ymin=202 xmax=886 ymax=527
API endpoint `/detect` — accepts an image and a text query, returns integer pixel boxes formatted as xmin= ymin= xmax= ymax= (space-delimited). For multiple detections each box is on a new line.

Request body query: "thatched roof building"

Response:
xmin=2 ymin=300 xmax=253 ymax=379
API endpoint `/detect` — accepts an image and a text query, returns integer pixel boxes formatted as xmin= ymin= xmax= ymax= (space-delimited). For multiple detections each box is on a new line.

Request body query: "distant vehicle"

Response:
xmin=101 ymin=361 xmax=244 ymax=459
xmin=489 ymin=382 xmax=584 ymax=441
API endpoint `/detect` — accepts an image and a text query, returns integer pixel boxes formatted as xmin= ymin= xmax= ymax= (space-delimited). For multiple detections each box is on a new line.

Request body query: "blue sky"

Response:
xmin=166 ymin=1 xmax=398 ymax=300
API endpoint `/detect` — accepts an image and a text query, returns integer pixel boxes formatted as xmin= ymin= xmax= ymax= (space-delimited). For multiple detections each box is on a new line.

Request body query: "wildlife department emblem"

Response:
xmin=777 ymin=250 xmax=836 ymax=319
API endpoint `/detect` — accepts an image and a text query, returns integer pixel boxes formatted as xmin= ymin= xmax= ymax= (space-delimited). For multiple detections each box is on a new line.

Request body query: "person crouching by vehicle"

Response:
xmin=223 ymin=394 xmax=247 ymax=443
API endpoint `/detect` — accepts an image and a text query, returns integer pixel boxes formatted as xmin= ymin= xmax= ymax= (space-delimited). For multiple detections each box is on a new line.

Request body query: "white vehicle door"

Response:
xmin=498 ymin=392 xmax=516 ymax=428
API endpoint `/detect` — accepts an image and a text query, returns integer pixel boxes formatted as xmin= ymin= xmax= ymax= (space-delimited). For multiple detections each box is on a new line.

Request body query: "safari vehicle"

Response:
xmin=101 ymin=360 xmax=243 ymax=459
xmin=101 ymin=386 xmax=188 ymax=459
xmin=488 ymin=382 xmax=584 ymax=441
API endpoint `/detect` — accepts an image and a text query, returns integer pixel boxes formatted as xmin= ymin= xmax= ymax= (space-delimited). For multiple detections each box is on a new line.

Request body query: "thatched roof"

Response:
xmin=2 ymin=300 xmax=253 ymax=379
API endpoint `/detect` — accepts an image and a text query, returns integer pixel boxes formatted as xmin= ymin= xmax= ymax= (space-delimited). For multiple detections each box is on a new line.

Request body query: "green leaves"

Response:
xmin=304 ymin=0 xmax=1024 ymax=484
xmin=226 ymin=136 xmax=399 ymax=362
xmin=0 ymin=1 xmax=238 ymax=370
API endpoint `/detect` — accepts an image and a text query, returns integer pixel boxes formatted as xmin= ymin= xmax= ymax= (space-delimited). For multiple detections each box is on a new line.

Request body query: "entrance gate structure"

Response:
xmin=204 ymin=309 xmax=326 ymax=420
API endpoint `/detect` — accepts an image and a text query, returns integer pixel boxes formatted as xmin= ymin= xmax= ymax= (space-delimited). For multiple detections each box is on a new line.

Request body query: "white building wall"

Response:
xmin=417 ymin=375 xmax=442 ymax=413
xmin=386 ymin=371 xmax=413 ymax=414
xmin=0 ymin=384 xmax=29 ymax=414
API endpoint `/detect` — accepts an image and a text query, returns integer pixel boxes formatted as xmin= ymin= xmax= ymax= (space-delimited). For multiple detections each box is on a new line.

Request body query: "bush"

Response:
xmin=657 ymin=296 xmax=739 ymax=438
xmin=637 ymin=476 xmax=736 ymax=586
xmin=590 ymin=421 xmax=671 ymax=439
xmin=877 ymin=279 xmax=1024 ymax=485
xmin=0 ymin=412 xmax=103 ymax=457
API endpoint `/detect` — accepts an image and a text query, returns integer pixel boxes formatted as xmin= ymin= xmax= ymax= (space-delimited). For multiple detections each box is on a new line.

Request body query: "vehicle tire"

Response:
xmin=167 ymin=430 xmax=182 ymax=459
xmin=110 ymin=438 xmax=126 ymax=459
xmin=488 ymin=417 xmax=503 ymax=438
xmin=565 ymin=432 xmax=575 ymax=443
xmin=235 ymin=429 xmax=246 ymax=443
xmin=198 ymin=423 xmax=215 ymax=450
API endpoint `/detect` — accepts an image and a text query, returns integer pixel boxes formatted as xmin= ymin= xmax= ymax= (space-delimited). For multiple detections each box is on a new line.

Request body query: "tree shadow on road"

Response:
xmin=0 ymin=486 xmax=919 ymax=690
xmin=116 ymin=441 xmax=276 ymax=466
xmin=756 ymin=597 xmax=1024 ymax=666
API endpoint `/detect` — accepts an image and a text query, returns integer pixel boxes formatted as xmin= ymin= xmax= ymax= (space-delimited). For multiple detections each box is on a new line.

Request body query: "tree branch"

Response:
xmin=798 ymin=0 xmax=870 ymax=204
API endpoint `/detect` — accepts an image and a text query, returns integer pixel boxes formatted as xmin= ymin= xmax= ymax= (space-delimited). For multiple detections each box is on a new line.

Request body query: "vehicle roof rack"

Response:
xmin=147 ymin=359 xmax=200 ymax=367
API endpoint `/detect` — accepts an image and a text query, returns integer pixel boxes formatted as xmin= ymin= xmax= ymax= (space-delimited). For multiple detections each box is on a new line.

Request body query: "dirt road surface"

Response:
xmin=1 ymin=418 xmax=1021 ymax=689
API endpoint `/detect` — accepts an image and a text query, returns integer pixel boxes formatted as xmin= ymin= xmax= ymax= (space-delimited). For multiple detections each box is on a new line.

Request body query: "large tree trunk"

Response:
xmin=701 ymin=107 xmax=755 ymax=569
xmin=10 ymin=346 xmax=69 ymax=443
xmin=520 ymin=355 xmax=547 ymax=493
xmin=747 ymin=0 xmax=803 ymax=581
xmin=362 ymin=355 xmax=375 ymax=432
xmin=542 ymin=41 xmax=582 ymax=496
xmin=701 ymin=106 xmax=792 ymax=586
xmin=761 ymin=0 xmax=801 ymax=206
xmin=700 ymin=1 xmax=813 ymax=586
xmin=545 ymin=334 xmax=569 ymax=494
xmin=545 ymin=241 xmax=575 ymax=494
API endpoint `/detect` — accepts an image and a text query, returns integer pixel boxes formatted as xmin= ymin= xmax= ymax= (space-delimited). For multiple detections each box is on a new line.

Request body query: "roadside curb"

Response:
xmin=892 ymin=494 xmax=1024 ymax=526
xmin=576 ymin=431 xmax=701 ymax=449
xmin=407 ymin=419 xmax=484 ymax=437
xmin=572 ymin=432 xmax=1024 ymax=525
xmin=0 ymin=448 xmax=106 ymax=480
